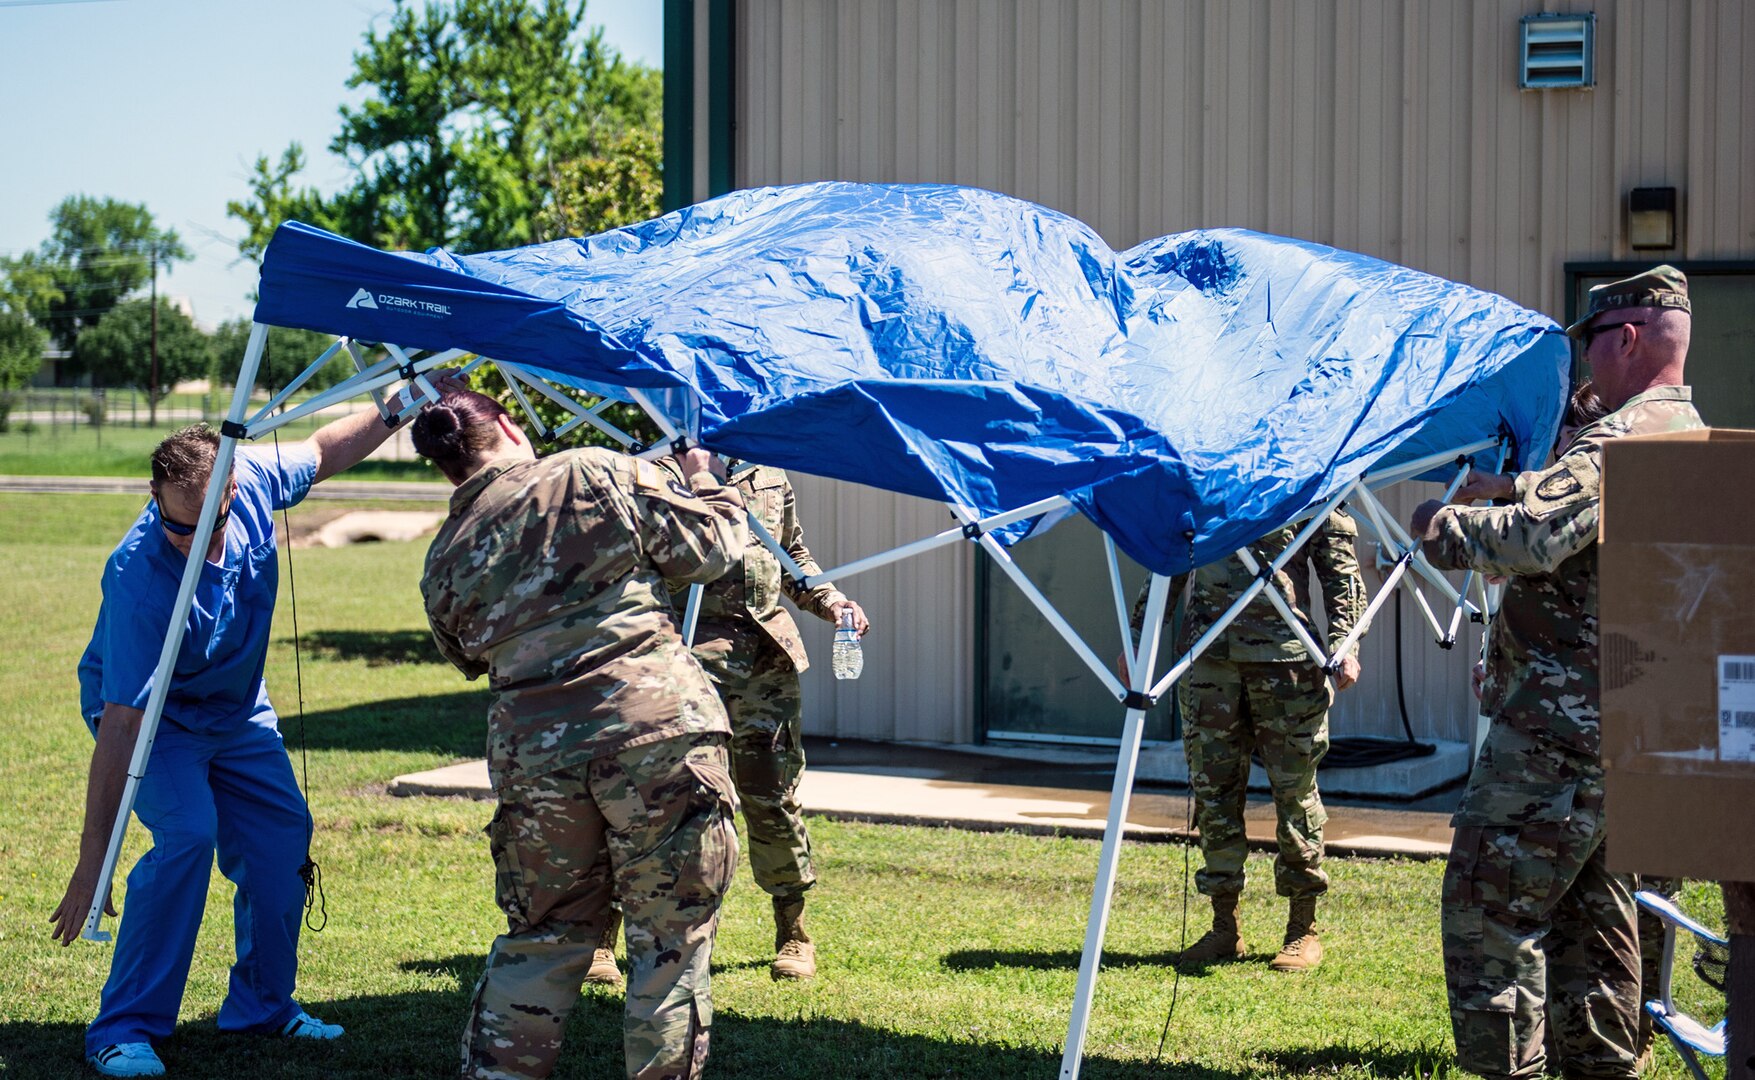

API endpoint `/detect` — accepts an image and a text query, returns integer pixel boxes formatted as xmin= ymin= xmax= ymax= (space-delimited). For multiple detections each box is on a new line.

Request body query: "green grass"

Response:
xmin=0 ymin=493 xmax=1728 ymax=1078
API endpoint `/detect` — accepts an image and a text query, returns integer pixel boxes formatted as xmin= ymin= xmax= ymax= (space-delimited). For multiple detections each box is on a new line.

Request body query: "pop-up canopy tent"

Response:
xmin=86 ymin=182 xmax=1569 ymax=1079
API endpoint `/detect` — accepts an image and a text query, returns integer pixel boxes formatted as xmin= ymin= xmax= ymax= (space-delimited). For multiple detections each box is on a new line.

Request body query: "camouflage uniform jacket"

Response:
xmin=422 ymin=447 xmax=749 ymax=785
xmin=663 ymin=461 xmax=846 ymax=672
xmin=1427 ymin=385 xmax=1703 ymax=755
xmin=1134 ymin=511 xmax=1368 ymax=664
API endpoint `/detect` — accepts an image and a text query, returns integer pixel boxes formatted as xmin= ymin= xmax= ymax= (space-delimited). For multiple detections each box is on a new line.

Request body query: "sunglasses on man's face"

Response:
xmin=1581 ymin=319 xmax=1647 ymax=347
xmin=155 ymin=487 xmax=234 ymax=537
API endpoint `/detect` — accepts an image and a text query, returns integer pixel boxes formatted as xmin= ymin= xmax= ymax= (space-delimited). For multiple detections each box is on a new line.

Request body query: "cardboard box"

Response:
xmin=1600 ymin=428 xmax=1755 ymax=881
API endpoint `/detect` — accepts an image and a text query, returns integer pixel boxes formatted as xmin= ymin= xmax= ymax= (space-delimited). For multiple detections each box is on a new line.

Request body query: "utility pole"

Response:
xmin=149 ymin=247 xmax=159 ymax=426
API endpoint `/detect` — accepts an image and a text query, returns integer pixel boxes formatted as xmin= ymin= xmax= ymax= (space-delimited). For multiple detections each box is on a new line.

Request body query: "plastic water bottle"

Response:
xmin=831 ymin=609 xmax=863 ymax=680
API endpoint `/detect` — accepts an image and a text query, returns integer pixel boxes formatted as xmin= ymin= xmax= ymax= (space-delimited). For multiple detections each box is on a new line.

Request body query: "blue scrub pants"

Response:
xmin=85 ymin=717 xmax=312 ymax=1055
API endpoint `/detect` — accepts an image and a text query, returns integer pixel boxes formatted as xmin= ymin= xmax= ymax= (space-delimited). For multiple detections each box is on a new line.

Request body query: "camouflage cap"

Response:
xmin=1565 ymin=265 xmax=1691 ymax=339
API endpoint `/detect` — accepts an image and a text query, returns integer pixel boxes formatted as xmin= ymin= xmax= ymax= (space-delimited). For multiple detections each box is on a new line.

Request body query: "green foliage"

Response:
xmin=229 ymin=0 xmax=663 ymax=263
xmin=209 ymin=318 xmax=353 ymax=393
xmin=224 ymin=145 xmax=351 ymax=285
xmin=480 ymin=366 xmax=659 ymax=452
xmin=0 ymin=307 xmax=48 ymax=393
xmin=9 ymin=195 xmax=189 ymax=349
xmin=542 ymin=126 xmax=663 ymax=239
xmin=69 ymin=298 xmax=212 ymax=398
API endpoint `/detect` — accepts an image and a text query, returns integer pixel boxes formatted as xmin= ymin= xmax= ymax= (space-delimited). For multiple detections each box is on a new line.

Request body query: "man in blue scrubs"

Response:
xmin=49 ymin=403 xmax=422 ymax=1078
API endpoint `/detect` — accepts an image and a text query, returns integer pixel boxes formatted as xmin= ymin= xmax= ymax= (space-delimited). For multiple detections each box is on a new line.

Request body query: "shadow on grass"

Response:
xmin=941 ymin=948 xmax=1182 ymax=973
xmin=1254 ymin=1042 xmax=1458 ymax=1079
xmin=293 ymin=690 xmax=490 ymax=758
xmin=297 ymin=629 xmax=448 ymax=668
xmin=0 ymin=954 xmax=1247 ymax=1079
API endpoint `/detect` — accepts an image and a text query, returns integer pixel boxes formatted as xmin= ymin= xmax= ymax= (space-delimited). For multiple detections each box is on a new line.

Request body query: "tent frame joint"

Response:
xmin=219 ymin=419 xmax=249 ymax=440
xmin=1121 ymin=689 xmax=1155 ymax=710
xmin=961 ymin=520 xmax=983 ymax=540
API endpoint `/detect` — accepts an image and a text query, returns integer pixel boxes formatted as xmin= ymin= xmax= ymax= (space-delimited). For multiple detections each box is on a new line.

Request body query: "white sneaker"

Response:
xmin=278 ymin=1011 xmax=344 ymax=1040
xmin=88 ymin=1043 xmax=166 ymax=1077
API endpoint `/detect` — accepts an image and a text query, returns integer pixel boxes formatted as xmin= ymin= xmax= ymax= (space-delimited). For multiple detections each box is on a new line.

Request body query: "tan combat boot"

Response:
xmin=771 ymin=895 xmax=817 ymax=981
xmin=1269 ymin=896 xmax=1324 ymax=972
xmin=1176 ymin=893 xmax=1248 ymax=967
xmin=583 ymin=910 xmax=623 ymax=988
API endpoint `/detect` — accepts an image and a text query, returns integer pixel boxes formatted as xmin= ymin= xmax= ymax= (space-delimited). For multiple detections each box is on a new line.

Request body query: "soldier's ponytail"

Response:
xmin=413 ymin=387 xmax=514 ymax=482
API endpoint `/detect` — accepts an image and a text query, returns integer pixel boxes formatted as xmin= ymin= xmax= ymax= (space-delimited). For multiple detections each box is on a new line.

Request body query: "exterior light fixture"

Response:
xmin=1627 ymin=187 xmax=1678 ymax=251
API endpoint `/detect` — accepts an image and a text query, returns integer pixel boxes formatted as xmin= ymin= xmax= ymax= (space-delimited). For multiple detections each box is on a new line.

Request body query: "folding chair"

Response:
xmin=1636 ymin=889 xmax=1731 ymax=1080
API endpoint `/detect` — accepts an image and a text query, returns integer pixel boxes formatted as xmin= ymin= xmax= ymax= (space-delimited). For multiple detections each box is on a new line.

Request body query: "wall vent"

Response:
xmin=1520 ymin=12 xmax=1595 ymax=90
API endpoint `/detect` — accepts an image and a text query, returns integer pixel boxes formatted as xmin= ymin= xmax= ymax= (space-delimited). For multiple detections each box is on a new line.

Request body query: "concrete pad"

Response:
xmin=302 ymin=509 xmax=446 ymax=548
xmin=1139 ymin=738 xmax=1473 ymax=799
xmin=389 ymin=759 xmax=490 ymax=798
xmin=387 ymin=756 xmax=1453 ymax=859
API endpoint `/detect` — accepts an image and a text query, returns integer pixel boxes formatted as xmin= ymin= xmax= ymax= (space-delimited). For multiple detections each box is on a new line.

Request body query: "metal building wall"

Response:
xmin=711 ymin=0 xmax=1755 ymax=743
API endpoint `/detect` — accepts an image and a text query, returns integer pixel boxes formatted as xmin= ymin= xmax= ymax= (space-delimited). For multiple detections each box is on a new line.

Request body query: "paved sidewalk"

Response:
xmin=391 ymin=737 xmax=1457 ymax=859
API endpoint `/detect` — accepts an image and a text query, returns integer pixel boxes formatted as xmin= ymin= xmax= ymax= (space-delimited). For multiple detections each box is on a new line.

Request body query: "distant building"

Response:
xmin=29 ymin=294 xmax=199 ymax=388
xmin=663 ymin=1 xmax=1755 ymax=751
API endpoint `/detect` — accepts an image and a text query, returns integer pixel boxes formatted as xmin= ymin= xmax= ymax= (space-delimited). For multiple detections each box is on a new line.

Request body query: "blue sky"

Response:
xmin=0 ymin=0 xmax=663 ymax=328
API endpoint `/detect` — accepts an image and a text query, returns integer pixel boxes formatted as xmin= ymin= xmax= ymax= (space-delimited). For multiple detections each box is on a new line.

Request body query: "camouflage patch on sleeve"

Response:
xmin=1526 ymin=454 xmax=1599 ymax=520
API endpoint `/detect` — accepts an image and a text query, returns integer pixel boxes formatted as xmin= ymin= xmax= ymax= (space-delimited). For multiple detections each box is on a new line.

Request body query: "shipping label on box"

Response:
xmin=1721 ymin=656 xmax=1755 ymax=763
xmin=1600 ymin=428 xmax=1755 ymax=882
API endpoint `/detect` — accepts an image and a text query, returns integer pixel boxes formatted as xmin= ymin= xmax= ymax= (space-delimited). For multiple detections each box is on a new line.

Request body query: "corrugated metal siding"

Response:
xmin=717 ymin=0 xmax=1755 ymax=744
xmin=787 ymin=473 xmax=977 ymax=743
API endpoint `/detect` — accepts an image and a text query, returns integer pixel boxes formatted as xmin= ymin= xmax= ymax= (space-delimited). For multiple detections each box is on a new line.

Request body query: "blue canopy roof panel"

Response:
xmin=253 ymin=182 xmax=1568 ymax=575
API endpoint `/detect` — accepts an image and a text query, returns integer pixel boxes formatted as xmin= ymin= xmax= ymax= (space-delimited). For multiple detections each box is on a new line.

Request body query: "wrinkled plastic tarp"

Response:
xmin=254 ymin=182 xmax=1568 ymax=575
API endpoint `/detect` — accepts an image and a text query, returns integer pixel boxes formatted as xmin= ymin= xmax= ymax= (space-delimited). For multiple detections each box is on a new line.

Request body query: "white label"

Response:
xmin=1719 ymin=655 xmax=1755 ymax=763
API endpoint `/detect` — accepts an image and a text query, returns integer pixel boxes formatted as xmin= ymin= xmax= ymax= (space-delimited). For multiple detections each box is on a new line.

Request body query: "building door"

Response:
xmin=1568 ymin=264 xmax=1755 ymax=426
xmin=979 ymin=514 xmax=1178 ymax=745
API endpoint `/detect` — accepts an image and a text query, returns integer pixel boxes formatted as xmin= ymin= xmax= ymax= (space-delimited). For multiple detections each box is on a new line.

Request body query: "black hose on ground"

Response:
xmin=1319 ymin=589 xmax=1436 ymax=770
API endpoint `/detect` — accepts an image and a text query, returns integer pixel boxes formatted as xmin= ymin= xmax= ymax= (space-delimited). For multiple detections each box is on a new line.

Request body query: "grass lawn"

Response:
xmin=0 ymin=493 xmax=1727 ymax=1079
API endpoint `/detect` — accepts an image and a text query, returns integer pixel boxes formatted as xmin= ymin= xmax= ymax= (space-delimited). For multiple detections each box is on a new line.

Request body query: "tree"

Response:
xmin=71 ymin=299 xmax=211 ymax=403
xmin=19 ymin=196 xmax=189 ymax=350
xmin=209 ymin=319 xmax=353 ymax=394
xmin=228 ymin=0 xmax=662 ymax=262
xmin=542 ymin=127 xmax=662 ymax=239
xmin=225 ymin=145 xmax=353 ymax=282
xmin=0 ymin=309 xmax=48 ymax=432
xmin=0 ymin=264 xmax=55 ymax=430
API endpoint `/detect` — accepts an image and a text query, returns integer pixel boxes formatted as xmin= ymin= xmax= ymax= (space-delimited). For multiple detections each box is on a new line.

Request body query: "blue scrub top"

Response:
xmin=78 ymin=445 xmax=317 ymax=735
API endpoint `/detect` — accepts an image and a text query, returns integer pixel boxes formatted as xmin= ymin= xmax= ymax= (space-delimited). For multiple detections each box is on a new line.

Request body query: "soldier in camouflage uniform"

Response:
xmin=413 ymin=387 xmax=748 ymax=1080
xmin=663 ymin=461 xmax=865 ymax=982
xmin=1413 ymin=266 xmax=1703 ymax=1080
xmin=1134 ymin=511 xmax=1368 ymax=972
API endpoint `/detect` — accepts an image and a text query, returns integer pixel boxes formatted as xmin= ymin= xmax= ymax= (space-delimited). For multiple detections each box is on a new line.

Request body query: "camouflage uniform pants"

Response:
xmin=1178 ymin=656 xmax=1331 ymax=899
xmin=461 ymin=732 xmax=739 ymax=1080
xmin=1442 ymin=720 xmax=1640 ymax=1080
xmin=699 ymin=636 xmax=815 ymax=899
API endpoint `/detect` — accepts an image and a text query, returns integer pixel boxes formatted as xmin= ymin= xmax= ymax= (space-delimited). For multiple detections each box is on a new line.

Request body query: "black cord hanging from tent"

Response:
xmin=1155 ymin=532 xmax=1199 ymax=1063
xmin=271 ymin=422 xmax=328 ymax=933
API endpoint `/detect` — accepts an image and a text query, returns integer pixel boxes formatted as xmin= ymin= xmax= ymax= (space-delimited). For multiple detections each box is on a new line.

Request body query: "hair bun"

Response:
xmin=412 ymin=402 xmax=463 ymax=459
xmin=422 ymin=403 xmax=461 ymax=436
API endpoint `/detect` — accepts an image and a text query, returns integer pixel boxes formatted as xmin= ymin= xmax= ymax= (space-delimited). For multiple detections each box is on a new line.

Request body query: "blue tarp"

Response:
xmin=253 ymin=182 xmax=1568 ymax=575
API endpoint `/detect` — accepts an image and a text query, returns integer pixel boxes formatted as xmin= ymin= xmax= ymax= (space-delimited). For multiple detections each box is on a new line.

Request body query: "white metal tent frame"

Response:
xmin=84 ymin=323 xmax=1504 ymax=1080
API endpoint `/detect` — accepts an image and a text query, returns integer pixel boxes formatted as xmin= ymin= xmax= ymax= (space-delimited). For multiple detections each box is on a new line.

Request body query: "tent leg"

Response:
xmin=82 ymin=323 xmax=269 ymax=941
xmin=682 ymin=583 xmax=704 ymax=646
xmin=1060 ymin=572 xmax=1171 ymax=1079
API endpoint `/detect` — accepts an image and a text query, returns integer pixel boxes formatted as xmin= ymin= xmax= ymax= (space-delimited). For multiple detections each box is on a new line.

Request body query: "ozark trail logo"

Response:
xmin=343 ymin=286 xmax=451 ymax=318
